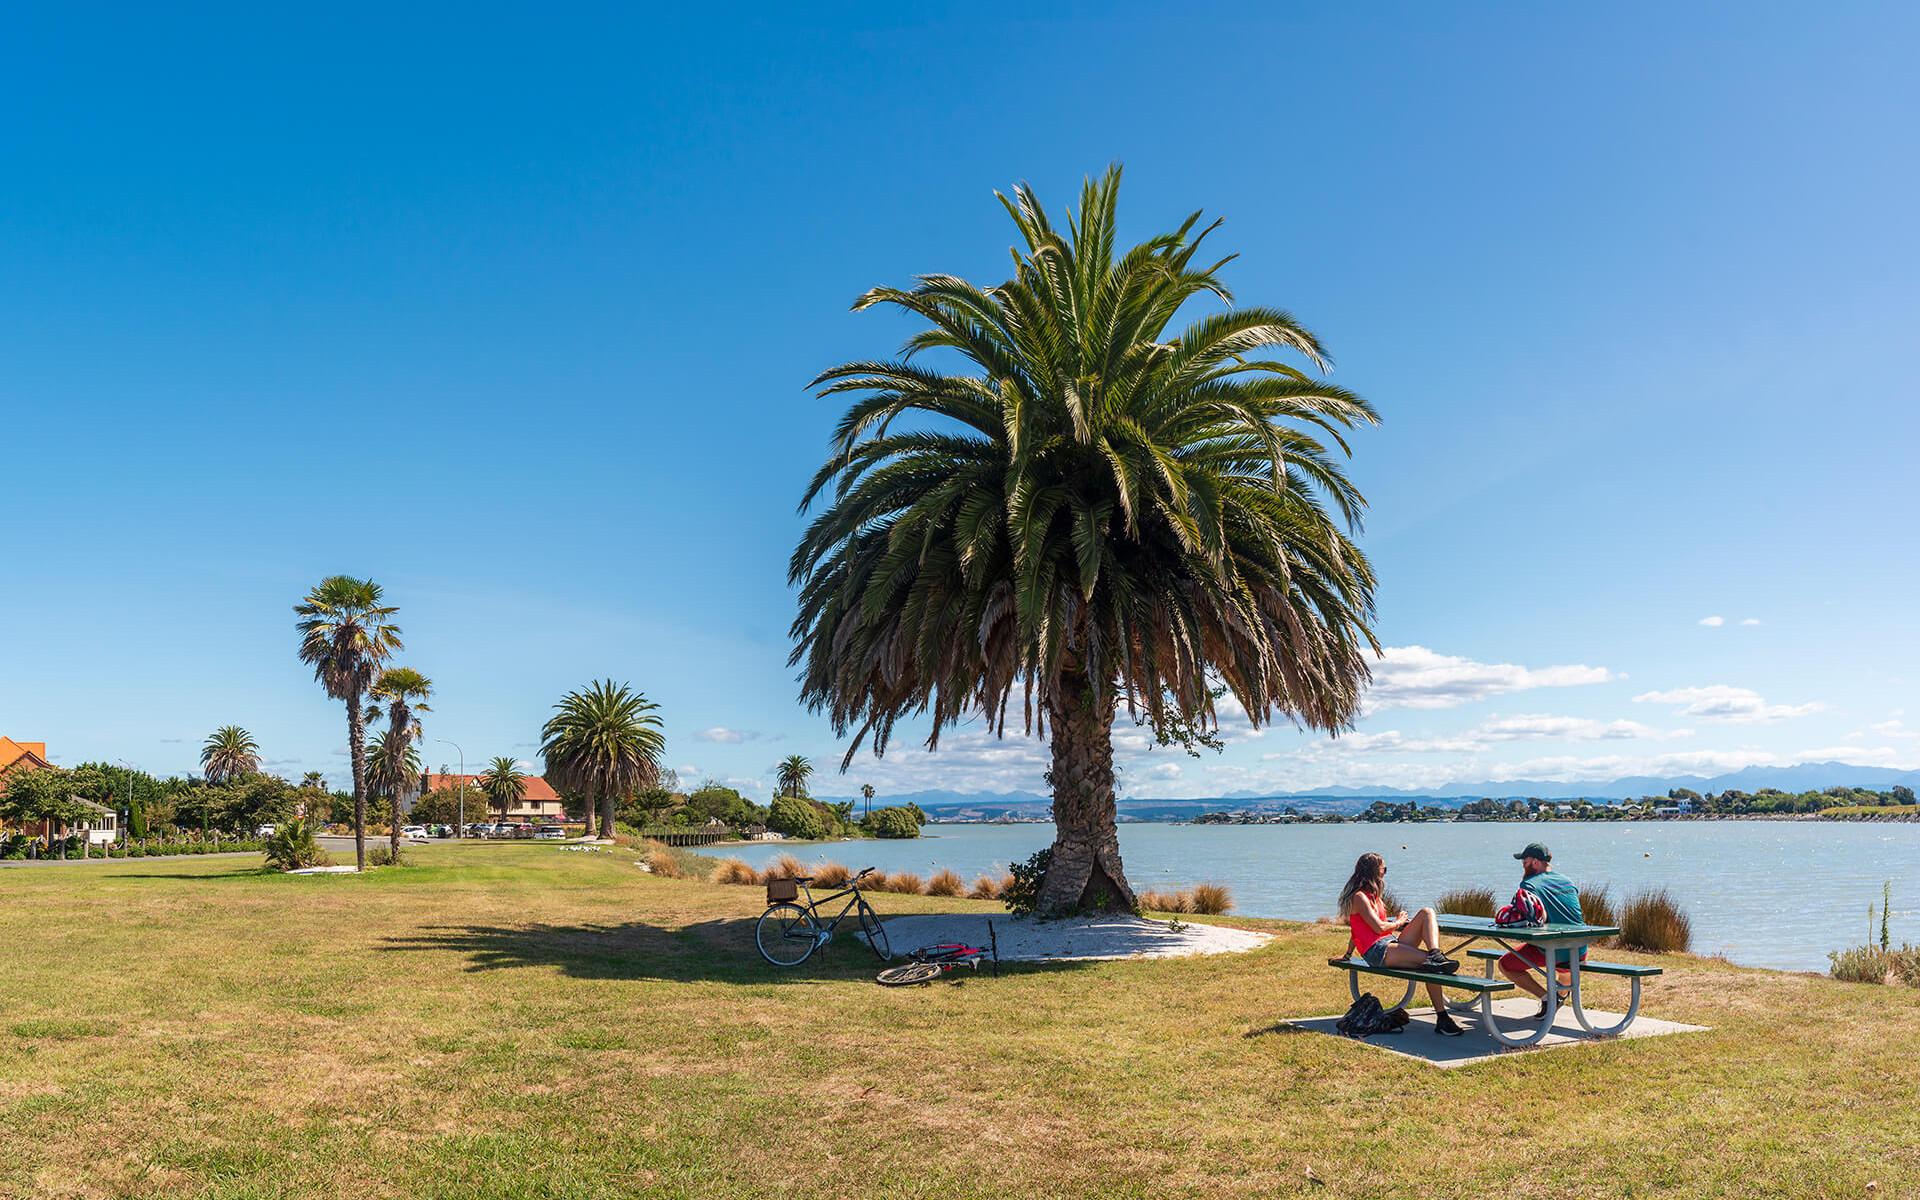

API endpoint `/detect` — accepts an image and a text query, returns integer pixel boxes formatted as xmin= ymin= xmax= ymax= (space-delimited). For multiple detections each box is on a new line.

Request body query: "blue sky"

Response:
xmin=4 ymin=5 xmax=1916 ymax=798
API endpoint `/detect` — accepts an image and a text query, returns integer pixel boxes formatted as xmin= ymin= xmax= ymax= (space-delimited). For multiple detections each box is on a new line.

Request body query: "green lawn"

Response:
xmin=2 ymin=846 xmax=1915 ymax=1199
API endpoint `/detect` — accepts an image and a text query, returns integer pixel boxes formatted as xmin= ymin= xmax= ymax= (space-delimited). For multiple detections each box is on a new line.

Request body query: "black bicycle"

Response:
xmin=755 ymin=867 xmax=891 ymax=967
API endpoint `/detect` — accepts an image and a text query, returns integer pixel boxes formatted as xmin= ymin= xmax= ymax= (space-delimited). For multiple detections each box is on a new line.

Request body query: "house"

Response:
xmin=68 ymin=796 xmax=119 ymax=846
xmin=419 ymin=772 xmax=570 ymax=823
xmin=0 ymin=737 xmax=54 ymax=838
xmin=0 ymin=737 xmax=52 ymax=789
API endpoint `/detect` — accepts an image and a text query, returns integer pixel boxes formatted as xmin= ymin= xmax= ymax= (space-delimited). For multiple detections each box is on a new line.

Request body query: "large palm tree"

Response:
xmin=791 ymin=168 xmax=1380 ymax=914
xmin=295 ymin=576 xmax=402 ymax=870
xmin=199 ymin=726 xmax=260 ymax=785
xmin=776 ymin=754 xmax=814 ymax=799
xmin=539 ymin=680 xmax=665 ymax=840
xmin=477 ymin=756 xmax=525 ymax=824
xmin=370 ymin=666 xmax=432 ymax=860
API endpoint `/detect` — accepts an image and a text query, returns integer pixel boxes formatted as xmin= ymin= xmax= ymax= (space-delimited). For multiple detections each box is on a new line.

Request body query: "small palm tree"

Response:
xmin=478 ymin=757 xmax=525 ymax=824
xmin=540 ymin=680 xmax=665 ymax=840
xmin=300 ymin=770 xmax=327 ymax=791
xmin=791 ymin=168 xmax=1380 ymax=914
xmin=860 ymin=782 xmax=876 ymax=821
xmin=370 ymin=666 xmax=432 ymax=860
xmin=200 ymin=726 xmax=260 ymax=785
xmin=776 ymin=754 xmax=814 ymax=799
xmin=296 ymin=576 xmax=402 ymax=870
xmin=366 ymin=731 xmax=421 ymax=831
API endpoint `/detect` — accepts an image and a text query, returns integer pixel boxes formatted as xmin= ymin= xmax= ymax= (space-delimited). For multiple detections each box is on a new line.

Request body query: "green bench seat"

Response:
xmin=1462 ymin=947 xmax=1663 ymax=978
xmin=1326 ymin=956 xmax=1515 ymax=993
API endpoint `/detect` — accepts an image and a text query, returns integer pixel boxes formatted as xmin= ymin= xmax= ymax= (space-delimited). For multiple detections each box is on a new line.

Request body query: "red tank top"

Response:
xmin=1348 ymin=891 xmax=1389 ymax=954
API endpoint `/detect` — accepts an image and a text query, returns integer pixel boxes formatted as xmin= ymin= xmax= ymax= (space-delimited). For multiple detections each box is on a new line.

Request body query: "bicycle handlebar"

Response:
xmin=854 ymin=866 xmax=878 ymax=880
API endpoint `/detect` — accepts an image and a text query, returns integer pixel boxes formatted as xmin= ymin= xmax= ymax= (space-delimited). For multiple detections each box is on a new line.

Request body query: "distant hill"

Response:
xmin=820 ymin=761 xmax=1920 ymax=820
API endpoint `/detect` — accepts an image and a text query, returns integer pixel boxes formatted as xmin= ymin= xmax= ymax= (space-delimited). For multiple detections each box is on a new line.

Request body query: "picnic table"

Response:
xmin=1330 ymin=912 xmax=1662 ymax=1049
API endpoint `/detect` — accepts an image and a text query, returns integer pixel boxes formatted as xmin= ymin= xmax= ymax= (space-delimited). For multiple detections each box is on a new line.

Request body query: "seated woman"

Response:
xmin=1339 ymin=852 xmax=1465 ymax=1036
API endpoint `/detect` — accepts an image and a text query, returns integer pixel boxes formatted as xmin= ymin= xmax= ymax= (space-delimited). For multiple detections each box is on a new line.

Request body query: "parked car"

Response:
xmin=255 ymin=824 xmax=277 ymax=838
xmin=535 ymin=825 xmax=566 ymax=841
xmin=464 ymin=823 xmax=492 ymax=838
xmin=400 ymin=825 xmax=429 ymax=840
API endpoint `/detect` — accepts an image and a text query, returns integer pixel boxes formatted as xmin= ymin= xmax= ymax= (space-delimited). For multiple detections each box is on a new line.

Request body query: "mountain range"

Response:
xmin=821 ymin=761 xmax=1920 ymax=820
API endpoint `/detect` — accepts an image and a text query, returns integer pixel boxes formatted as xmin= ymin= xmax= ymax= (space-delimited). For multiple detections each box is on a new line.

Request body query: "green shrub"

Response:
xmin=1829 ymin=945 xmax=1892 ymax=984
xmin=1001 ymin=848 xmax=1052 ymax=916
xmin=864 ymin=806 xmax=922 ymax=839
xmin=264 ymin=820 xmax=331 ymax=871
xmin=767 ymin=795 xmax=827 ymax=841
xmin=1617 ymin=887 xmax=1692 ymax=954
xmin=1436 ymin=887 xmax=1496 ymax=918
xmin=367 ymin=845 xmax=409 ymax=868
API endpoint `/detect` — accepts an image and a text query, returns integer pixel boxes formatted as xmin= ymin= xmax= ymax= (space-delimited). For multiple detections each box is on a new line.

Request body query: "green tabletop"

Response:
xmin=1436 ymin=913 xmax=1619 ymax=944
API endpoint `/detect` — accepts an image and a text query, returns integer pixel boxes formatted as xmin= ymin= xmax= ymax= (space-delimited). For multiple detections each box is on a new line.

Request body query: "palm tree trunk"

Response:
xmin=1034 ymin=669 xmax=1135 ymax=916
xmin=600 ymin=793 xmax=616 ymax=842
xmin=347 ymin=694 xmax=368 ymax=871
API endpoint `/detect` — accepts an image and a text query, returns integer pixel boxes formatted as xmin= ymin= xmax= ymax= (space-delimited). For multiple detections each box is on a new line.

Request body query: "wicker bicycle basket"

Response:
xmin=765 ymin=877 xmax=799 ymax=903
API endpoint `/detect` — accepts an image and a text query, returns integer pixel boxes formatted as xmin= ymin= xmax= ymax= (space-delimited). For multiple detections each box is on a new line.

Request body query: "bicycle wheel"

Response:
xmin=756 ymin=903 xmax=820 ymax=967
xmin=857 ymin=898 xmax=892 ymax=962
xmin=875 ymin=961 xmax=942 ymax=987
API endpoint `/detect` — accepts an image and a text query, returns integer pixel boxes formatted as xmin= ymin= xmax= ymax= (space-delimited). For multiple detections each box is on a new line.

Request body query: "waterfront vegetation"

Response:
xmin=1197 ymin=785 xmax=1919 ymax=825
xmin=1 ymin=844 xmax=1915 ymax=1198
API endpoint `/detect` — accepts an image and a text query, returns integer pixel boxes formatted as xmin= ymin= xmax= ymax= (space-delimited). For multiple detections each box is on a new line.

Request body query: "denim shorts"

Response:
xmin=1362 ymin=938 xmax=1397 ymax=968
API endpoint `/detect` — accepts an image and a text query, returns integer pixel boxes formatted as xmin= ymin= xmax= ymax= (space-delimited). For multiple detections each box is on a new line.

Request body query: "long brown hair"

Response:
xmin=1338 ymin=852 xmax=1386 ymax=916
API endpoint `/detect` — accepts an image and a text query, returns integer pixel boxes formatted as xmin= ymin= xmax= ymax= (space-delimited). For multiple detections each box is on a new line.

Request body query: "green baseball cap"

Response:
xmin=1513 ymin=842 xmax=1551 ymax=862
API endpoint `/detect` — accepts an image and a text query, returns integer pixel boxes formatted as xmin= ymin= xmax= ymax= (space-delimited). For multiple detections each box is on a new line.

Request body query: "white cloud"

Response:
xmin=1363 ymin=646 xmax=1616 ymax=712
xmin=1632 ymin=685 xmax=1822 ymax=724
xmin=1740 ymin=618 xmax=1762 ymax=627
xmin=1698 ymin=615 xmax=1725 ymax=627
xmin=1868 ymin=719 xmax=1919 ymax=743
xmin=1792 ymin=745 xmax=1912 ymax=766
xmin=691 ymin=726 xmax=765 ymax=744
xmin=1474 ymin=715 xmax=1668 ymax=742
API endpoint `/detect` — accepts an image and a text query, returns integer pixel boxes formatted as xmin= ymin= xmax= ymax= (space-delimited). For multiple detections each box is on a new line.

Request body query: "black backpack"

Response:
xmin=1336 ymin=992 xmax=1411 ymax=1038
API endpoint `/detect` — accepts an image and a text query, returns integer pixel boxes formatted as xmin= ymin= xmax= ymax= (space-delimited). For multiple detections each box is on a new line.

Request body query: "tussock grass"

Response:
xmin=712 ymin=857 xmax=759 ymax=886
xmin=1436 ymin=887 xmax=1496 ymax=918
xmin=811 ymin=861 xmax=852 ymax=888
xmin=925 ymin=868 xmax=964 ymax=897
xmin=643 ymin=846 xmax=686 ymax=879
xmin=1138 ymin=884 xmax=1232 ymax=916
xmin=1189 ymin=883 xmax=1232 ymax=916
xmin=1581 ymin=883 xmax=1618 ymax=938
xmin=762 ymin=853 xmax=808 ymax=881
xmin=878 ymin=870 xmax=926 ymax=895
xmin=1138 ymin=889 xmax=1193 ymax=915
xmin=966 ymin=874 xmax=1004 ymax=900
xmin=1618 ymin=887 xmax=1693 ymax=954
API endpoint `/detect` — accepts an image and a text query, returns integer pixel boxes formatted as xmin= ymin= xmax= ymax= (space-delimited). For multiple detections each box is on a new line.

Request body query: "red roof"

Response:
xmin=421 ymin=772 xmax=560 ymax=802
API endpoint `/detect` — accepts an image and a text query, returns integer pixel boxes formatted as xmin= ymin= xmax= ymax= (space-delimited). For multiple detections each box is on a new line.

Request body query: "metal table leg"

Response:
xmin=1348 ymin=968 xmax=1415 ymax=1009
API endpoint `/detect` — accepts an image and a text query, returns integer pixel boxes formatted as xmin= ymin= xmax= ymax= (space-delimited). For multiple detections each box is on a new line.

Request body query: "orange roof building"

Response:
xmin=0 ymin=738 xmax=52 ymax=794
xmin=419 ymin=772 xmax=569 ymax=824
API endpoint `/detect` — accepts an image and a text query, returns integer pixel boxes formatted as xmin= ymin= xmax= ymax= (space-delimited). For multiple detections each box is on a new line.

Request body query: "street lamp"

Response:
xmin=114 ymin=758 xmax=136 ymax=844
xmin=435 ymin=739 xmax=466 ymax=836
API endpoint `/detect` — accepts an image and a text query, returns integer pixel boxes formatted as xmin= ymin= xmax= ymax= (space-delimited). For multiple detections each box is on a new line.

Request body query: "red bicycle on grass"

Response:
xmin=874 ymin=924 xmax=1001 ymax=986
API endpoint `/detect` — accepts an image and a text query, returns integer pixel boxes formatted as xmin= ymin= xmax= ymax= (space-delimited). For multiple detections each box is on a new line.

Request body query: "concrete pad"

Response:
xmin=1281 ymin=998 xmax=1708 ymax=1067
xmin=874 ymin=914 xmax=1271 ymax=962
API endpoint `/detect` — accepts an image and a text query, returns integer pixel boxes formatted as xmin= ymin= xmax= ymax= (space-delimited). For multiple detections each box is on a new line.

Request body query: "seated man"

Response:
xmin=1494 ymin=842 xmax=1584 ymax=1016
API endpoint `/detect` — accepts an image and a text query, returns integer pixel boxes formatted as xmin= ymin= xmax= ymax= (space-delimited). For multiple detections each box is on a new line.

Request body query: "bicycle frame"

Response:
xmin=790 ymin=878 xmax=869 ymax=940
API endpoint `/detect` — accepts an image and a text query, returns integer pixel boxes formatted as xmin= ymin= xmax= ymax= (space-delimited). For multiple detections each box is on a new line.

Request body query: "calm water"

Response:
xmin=722 ymin=820 xmax=1920 ymax=972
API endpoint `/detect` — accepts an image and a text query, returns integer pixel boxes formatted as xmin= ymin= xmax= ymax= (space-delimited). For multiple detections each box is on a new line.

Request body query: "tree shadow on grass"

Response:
xmin=381 ymin=918 xmax=1076 ymax=985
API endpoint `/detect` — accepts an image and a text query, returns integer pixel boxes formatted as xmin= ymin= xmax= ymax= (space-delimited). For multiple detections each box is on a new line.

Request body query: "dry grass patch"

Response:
xmin=924 ymin=869 xmax=964 ymax=897
xmin=712 ymin=857 xmax=759 ymax=886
